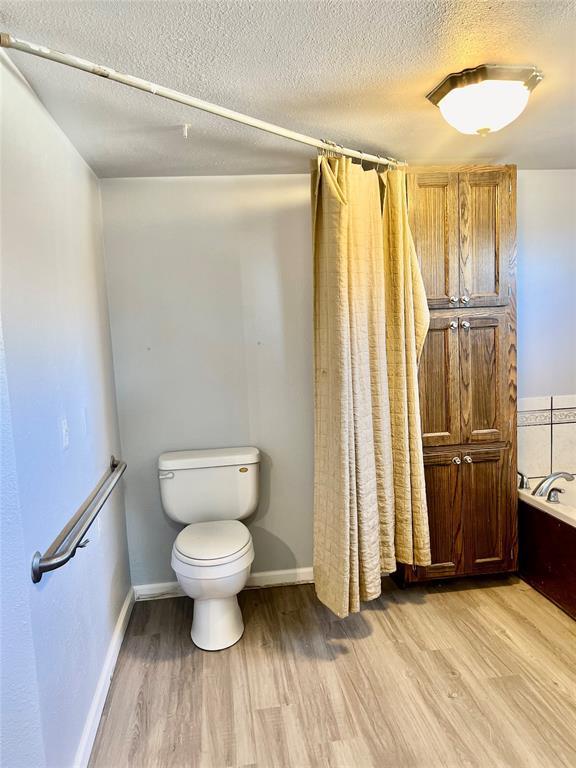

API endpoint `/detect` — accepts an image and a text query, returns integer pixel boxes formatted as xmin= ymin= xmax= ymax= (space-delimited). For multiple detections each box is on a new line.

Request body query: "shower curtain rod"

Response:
xmin=0 ymin=32 xmax=401 ymax=167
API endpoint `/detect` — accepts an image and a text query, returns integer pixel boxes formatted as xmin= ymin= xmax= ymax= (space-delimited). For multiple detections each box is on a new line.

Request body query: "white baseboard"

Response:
xmin=247 ymin=567 xmax=314 ymax=588
xmin=134 ymin=581 xmax=184 ymax=600
xmin=134 ymin=566 xmax=314 ymax=601
xmin=74 ymin=587 xmax=135 ymax=768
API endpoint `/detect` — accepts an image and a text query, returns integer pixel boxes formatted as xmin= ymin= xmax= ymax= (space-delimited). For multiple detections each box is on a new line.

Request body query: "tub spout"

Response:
xmin=532 ymin=472 xmax=574 ymax=498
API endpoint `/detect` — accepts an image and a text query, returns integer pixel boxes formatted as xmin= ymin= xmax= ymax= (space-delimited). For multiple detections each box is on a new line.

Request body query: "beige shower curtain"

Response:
xmin=312 ymin=156 xmax=431 ymax=618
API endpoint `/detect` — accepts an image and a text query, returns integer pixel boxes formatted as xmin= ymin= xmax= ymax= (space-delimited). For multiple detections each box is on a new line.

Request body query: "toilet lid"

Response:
xmin=174 ymin=520 xmax=251 ymax=561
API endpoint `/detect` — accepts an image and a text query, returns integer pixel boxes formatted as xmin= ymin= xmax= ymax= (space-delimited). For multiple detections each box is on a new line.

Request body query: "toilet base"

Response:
xmin=191 ymin=595 xmax=244 ymax=651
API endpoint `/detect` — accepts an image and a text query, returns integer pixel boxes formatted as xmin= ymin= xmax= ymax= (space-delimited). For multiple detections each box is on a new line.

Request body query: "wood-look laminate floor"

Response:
xmin=90 ymin=577 xmax=576 ymax=768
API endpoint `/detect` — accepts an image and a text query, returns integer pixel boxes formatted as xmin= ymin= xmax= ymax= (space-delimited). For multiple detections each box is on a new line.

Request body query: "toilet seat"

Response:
xmin=172 ymin=543 xmax=254 ymax=581
xmin=174 ymin=520 xmax=251 ymax=566
xmin=171 ymin=521 xmax=254 ymax=580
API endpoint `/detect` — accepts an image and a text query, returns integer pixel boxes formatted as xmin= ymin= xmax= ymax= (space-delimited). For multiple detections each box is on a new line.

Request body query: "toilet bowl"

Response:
xmin=158 ymin=446 xmax=260 ymax=651
xmin=171 ymin=520 xmax=254 ymax=650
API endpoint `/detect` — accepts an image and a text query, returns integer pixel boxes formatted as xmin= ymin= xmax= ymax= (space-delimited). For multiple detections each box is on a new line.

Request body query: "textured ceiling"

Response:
xmin=2 ymin=1 xmax=575 ymax=177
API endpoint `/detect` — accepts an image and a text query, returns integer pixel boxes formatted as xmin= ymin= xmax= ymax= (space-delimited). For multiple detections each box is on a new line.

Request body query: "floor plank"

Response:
xmin=90 ymin=577 xmax=576 ymax=768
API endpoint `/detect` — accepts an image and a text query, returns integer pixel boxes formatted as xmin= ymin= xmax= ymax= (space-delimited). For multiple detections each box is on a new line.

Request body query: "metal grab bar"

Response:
xmin=31 ymin=456 xmax=127 ymax=583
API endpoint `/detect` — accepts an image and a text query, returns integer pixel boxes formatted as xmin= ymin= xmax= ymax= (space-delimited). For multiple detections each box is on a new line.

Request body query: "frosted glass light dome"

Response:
xmin=438 ymin=80 xmax=530 ymax=135
xmin=427 ymin=65 xmax=543 ymax=136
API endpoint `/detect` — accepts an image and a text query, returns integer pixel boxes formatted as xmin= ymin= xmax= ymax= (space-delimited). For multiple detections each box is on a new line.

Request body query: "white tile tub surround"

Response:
xmin=517 ymin=395 xmax=576 ymax=480
xmin=518 ymin=425 xmax=552 ymax=479
xmin=553 ymin=424 xmax=576 ymax=473
xmin=552 ymin=395 xmax=576 ymax=473
xmin=518 ymin=396 xmax=553 ymax=413
xmin=517 ymin=410 xmax=552 ymax=426
xmin=517 ymin=396 xmax=552 ymax=479
xmin=552 ymin=395 xmax=576 ymax=410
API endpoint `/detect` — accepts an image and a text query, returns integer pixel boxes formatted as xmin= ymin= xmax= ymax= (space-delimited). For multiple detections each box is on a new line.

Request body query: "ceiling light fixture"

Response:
xmin=427 ymin=64 xmax=543 ymax=135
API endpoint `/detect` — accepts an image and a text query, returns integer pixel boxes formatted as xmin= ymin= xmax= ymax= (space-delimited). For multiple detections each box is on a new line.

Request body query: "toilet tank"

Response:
xmin=158 ymin=447 xmax=260 ymax=525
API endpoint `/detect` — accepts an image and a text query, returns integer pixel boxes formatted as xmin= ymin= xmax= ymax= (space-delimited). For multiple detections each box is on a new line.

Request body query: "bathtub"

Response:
xmin=519 ymin=484 xmax=576 ymax=619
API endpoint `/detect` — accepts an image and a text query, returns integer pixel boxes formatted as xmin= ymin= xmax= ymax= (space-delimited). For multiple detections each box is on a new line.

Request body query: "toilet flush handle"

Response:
xmin=159 ymin=471 xmax=175 ymax=480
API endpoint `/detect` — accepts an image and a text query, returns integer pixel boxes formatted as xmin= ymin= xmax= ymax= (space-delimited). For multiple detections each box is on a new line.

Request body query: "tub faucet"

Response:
xmin=517 ymin=470 xmax=530 ymax=490
xmin=546 ymin=487 xmax=565 ymax=503
xmin=532 ymin=472 xmax=574 ymax=498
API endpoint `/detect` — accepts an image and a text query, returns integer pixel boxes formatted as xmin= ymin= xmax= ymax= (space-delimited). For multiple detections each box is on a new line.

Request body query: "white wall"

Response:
xmin=0 ymin=56 xmax=131 ymax=767
xmin=517 ymin=170 xmax=576 ymax=397
xmin=101 ymin=176 xmax=313 ymax=584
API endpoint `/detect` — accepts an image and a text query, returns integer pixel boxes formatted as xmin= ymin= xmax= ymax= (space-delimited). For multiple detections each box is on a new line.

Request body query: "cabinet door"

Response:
xmin=459 ymin=169 xmax=514 ymax=307
xmin=418 ymin=315 xmax=461 ymax=446
xmin=459 ymin=311 xmax=509 ymax=444
xmin=407 ymin=170 xmax=460 ymax=309
xmin=418 ymin=451 xmax=463 ymax=578
xmin=462 ymin=447 xmax=514 ymax=573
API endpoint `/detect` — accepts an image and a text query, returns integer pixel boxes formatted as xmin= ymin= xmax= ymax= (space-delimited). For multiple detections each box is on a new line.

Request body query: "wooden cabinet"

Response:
xmin=462 ymin=447 xmax=515 ymax=574
xmin=418 ymin=315 xmax=460 ymax=446
xmin=407 ymin=171 xmax=459 ymax=309
xmin=408 ymin=166 xmax=514 ymax=309
xmin=401 ymin=446 xmax=516 ymax=583
xmin=419 ymin=309 xmax=510 ymax=448
xmin=397 ymin=165 xmax=517 ymax=586
xmin=416 ymin=451 xmax=462 ymax=579
xmin=459 ymin=171 xmax=514 ymax=307
xmin=459 ymin=311 xmax=510 ymax=444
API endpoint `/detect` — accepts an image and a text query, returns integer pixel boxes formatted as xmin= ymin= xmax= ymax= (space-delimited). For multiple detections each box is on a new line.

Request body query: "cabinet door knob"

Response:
xmin=461 ymin=295 xmax=471 ymax=304
xmin=452 ymin=456 xmax=461 ymax=465
xmin=449 ymin=320 xmax=458 ymax=330
xmin=463 ymin=455 xmax=473 ymax=463
xmin=461 ymin=320 xmax=471 ymax=330
xmin=449 ymin=296 xmax=459 ymax=304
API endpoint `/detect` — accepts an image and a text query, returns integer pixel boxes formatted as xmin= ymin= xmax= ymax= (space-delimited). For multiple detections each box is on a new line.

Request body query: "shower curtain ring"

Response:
xmin=324 ymin=139 xmax=342 ymax=159
xmin=322 ymin=138 xmax=334 ymax=158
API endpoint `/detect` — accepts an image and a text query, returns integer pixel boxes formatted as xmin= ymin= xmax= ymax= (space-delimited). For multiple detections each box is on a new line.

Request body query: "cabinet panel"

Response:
xmin=418 ymin=315 xmax=461 ymax=446
xmin=459 ymin=170 xmax=513 ymax=306
xmin=419 ymin=451 xmax=463 ymax=578
xmin=407 ymin=171 xmax=459 ymax=308
xmin=462 ymin=447 xmax=512 ymax=573
xmin=459 ymin=311 xmax=509 ymax=444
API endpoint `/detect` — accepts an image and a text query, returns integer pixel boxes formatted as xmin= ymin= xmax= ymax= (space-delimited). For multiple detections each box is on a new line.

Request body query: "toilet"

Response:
xmin=158 ymin=447 xmax=259 ymax=650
